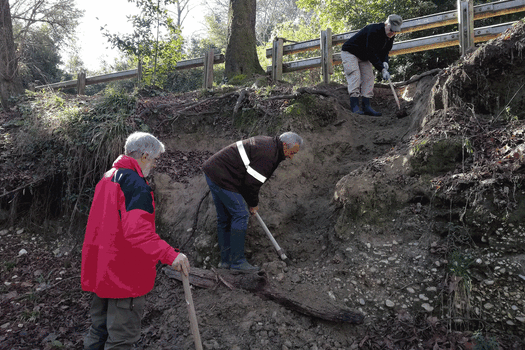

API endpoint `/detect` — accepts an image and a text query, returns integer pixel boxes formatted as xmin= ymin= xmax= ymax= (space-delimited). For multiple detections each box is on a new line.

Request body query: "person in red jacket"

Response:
xmin=202 ymin=132 xmax=303 ymax=271
xmin=81 ymin=131 xmax=190 ymax=349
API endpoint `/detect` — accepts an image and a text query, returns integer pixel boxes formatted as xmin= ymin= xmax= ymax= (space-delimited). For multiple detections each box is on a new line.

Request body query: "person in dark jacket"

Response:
xmin=202 ymin=132 xmax=303 ymax=271
xmin=81 ymin=131 xmax=190 ymax=349
xmin=341 ymin=14 xmax=403 ymax=116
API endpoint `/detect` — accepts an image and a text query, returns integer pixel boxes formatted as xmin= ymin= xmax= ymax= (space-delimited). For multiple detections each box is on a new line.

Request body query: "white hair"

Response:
xmin=279 ymin=132 xmax=304 ymax=149
xmin=124 ymin=132 xmax=165 ymax=159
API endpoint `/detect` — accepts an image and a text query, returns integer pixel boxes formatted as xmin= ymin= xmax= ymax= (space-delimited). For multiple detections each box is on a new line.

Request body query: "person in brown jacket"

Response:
xmin=202 ymin=132 xmax=303 ymax=271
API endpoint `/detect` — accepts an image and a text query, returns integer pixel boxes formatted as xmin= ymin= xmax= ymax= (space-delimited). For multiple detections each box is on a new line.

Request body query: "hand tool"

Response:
xmin=388 ymin=78 xmax=401 ymax=110
xmin=182 ymin=272 xmax=203 ymax=350
xmin=255 ymin=212 xmax=288 ymax=261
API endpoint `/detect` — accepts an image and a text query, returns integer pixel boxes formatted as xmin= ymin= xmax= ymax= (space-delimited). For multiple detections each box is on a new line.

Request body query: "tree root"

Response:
xmin=163 ymin=267 xmax=364 ymax=324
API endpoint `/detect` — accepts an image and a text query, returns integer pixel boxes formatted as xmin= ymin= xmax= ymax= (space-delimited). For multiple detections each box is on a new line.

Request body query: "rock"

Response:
xmin=385 ymin=300 xmax=395 ymax=308
xmin=203 ymin=339 xmax=220 ymax=349
xmin=18 ymin=249 xmax=27 ymax=256
xmin=290 ymin=274 xmax=301 ymax=283
xmin=407 ymin=287 xmax=415 ymax=293
xmin=484 ymin=303 xmax=494 ymax=310
xmin=421 ymin=303 xmax=434 ymax=312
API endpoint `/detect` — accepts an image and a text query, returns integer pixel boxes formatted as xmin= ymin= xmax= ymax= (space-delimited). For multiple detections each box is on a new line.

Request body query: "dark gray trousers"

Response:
xmin=84 ymin=294 xmax=146 ymax=350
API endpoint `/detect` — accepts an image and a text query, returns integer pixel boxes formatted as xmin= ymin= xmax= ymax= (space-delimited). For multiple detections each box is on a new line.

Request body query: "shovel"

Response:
xmin=181 ymin=272 xmax=203 ymax=350
xmin=254 ymin=212 xmax=288 ymax=261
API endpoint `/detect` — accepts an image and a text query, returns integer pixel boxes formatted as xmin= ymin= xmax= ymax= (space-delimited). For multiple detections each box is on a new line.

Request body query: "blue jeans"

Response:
xmin=205 ymin=175 xmax=250 ymax=264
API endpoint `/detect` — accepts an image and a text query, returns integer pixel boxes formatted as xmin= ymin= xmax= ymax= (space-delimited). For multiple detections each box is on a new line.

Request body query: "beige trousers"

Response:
xmin=341 ymin=51 xmax=375 ymax=98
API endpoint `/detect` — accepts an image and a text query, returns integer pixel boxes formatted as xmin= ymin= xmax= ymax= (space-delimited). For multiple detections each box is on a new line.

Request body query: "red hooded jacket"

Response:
xmin=81 ymin=155 xmax=179 ymax=298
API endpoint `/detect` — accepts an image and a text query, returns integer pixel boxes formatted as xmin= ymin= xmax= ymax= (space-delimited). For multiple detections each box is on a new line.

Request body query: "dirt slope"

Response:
xmin=2 ymin=21 xmax=525 ymax=350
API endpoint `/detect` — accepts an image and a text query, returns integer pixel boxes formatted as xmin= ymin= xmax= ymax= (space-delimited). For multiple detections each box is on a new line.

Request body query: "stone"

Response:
xmin=421 ymin=303 xmax=434 ymax=312
xmin=385 ymin=300 xmax=395 ymax=308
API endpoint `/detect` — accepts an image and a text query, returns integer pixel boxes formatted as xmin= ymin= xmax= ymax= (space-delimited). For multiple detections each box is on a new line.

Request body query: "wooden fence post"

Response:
xmin=458 ymin=0 xmax=475 ymax=56
xmin=203 ymin=49 xmax=214 ymax=89
xmin=272 ymin=38 xmax=284 ymax=81
xmin=77 ymin=71 xmax=86 ymax=95
xmin=138 ymin=60 xmax=142 ymax=86
xmin=320 ymin=28 xmax=333 ymax=84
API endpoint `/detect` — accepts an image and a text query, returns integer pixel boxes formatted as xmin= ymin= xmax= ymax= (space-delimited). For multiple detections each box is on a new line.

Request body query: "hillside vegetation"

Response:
xmin=1 ymin=20 xmax=525 ymax=350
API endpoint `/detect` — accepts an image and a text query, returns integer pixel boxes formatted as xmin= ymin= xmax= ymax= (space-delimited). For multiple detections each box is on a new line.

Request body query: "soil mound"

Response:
xmin=2 ymin=20 xmax=525 ymax=350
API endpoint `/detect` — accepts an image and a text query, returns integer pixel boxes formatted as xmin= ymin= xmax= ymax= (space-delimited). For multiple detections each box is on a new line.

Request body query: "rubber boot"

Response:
xmin=217 ymin=227 xmax=231 ymax=269
xmin=229 ymin=229 xmax=259 ymax=272
xmin=350 ymin=97 xmax=364 ymax=114
xmin=362 ymin=97 xmax=382 ymax=116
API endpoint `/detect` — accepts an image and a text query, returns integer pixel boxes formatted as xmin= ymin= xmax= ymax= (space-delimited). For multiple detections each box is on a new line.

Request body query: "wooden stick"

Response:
xmin=182 ymin=273 xmax=203 ymax=350
xmin=389 ymin=79 xmax=401 ymax=110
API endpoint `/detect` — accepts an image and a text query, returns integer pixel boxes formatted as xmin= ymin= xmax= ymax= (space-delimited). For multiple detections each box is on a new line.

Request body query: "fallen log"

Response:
xmin=163 ymin=267 xmax=364 ymax=324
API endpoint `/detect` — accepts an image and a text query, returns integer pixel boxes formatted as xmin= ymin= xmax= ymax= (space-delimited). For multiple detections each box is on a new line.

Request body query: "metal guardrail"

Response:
xmin=270 ymin=22 xmax=513 ymax=73
xmin=35 ymin=0 xmax=523 ymax=92
xmin=175 ymin=53 xmax=224 ymax=70
xmin=35 ymin=69 xmax=139 ymax=91
xmin=265 ymin=0 xmax=525 ymax=58
xmin=35 ymin=54 xmax=225 ymax=92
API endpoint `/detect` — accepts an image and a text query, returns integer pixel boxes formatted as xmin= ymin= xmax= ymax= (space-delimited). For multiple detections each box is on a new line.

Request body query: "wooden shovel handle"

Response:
xmin=182 ymin=273 xmax=203 ymax=350
xmin=388 ymin=79 xmax=401 ymax=110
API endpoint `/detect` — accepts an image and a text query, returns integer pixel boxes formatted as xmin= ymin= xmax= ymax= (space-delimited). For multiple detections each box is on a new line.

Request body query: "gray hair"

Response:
xmin=124 ymin=132 xmax=165 ymax=159
xmin=279 ymin=132 xmax=304 ymax=149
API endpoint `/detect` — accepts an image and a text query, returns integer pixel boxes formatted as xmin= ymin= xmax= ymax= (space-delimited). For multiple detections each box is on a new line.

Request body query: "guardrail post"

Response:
xmin=272 ymin=38 xmax=284 ymax=81
xmin=138 ymin=60 xmax=142 ymax=86
xmin=458 ymin=0 xmax=475 ymax=56
xmin=320 ymin=28 xmax=333 ymax=84
xmin=77 ymin=71 xmax=86 ymax=95
xmin=203 ymin=49 xmax=214 ymax=89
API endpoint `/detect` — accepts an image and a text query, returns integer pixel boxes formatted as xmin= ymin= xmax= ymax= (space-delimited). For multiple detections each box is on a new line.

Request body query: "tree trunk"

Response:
xmin=0 ymin=0 xmax=24 ymax=109
xmin=224 ymin=0 xmax=264 ymax=80
xmin=163 ymin=267 xmax=365 ymax=324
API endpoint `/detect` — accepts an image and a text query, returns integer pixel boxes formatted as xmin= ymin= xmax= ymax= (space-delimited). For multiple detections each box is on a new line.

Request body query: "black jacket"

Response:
xmin=341 ymin=23 xmax=395 ymax=72
xmin=202 ymin=136 xmax=286 ymax=207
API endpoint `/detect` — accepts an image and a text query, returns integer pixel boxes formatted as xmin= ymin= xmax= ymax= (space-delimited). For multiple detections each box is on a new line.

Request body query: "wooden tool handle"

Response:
xmin=182 ymin=273 xmax=203 ymax=350
xmin=388 ymin=79 xmax=401 ymax=110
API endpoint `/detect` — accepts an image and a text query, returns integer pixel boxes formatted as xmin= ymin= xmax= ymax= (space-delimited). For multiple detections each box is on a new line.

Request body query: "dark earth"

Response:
xmin=2 ymin=20 xmax=525 ymax=350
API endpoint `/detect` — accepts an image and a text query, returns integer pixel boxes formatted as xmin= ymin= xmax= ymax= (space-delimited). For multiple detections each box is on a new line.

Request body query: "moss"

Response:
xmin=410 ymin=138 xmax=467 ymax=175
xmin=229 ymin=74 xmax=248 ymax=85
xmin=283 ymin=94 xmax=337 ymax=129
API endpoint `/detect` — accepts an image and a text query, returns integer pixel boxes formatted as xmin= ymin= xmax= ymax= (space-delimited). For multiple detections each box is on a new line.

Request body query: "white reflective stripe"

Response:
xmin=236 ymin=140 xmax=267 ymax=183
xmin=236 ymin=141 xmax=250 ymax=166
xmin=247 ymin=166 xmax=267 ymax=183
